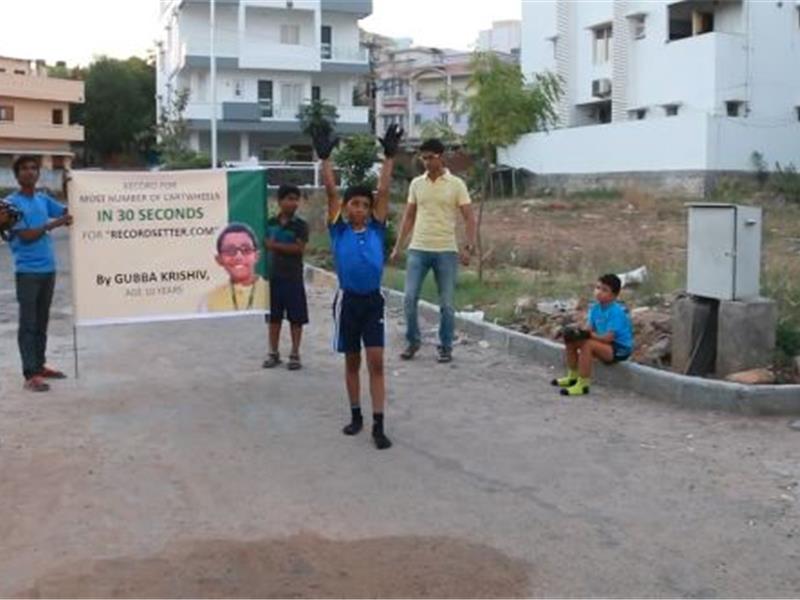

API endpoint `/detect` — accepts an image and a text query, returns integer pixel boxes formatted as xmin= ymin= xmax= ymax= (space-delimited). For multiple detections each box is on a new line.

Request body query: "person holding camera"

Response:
xmin=551 ymin=274 xmax=634 ymax=397
xmin=6 ymin=156 xmax=73 ymax=392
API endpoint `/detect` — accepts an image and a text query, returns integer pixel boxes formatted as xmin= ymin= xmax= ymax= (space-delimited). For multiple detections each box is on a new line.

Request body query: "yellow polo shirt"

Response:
xmin=408 ymin=169 xmax=471 ymax=252
xmin=202 ymin=277 xmax=269 ymax=312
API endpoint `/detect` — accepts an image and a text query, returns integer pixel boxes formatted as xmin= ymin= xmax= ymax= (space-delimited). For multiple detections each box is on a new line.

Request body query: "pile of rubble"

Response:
xmin=510 ymin=294 xmax=674 ymax=370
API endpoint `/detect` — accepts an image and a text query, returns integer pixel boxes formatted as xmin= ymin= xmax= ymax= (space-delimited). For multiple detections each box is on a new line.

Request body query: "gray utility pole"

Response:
xmin=210 ymin=0 xmax=218 ymax=168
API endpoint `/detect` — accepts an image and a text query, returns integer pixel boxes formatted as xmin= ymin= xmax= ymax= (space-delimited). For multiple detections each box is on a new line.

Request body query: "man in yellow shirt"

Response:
xmin=202 ymin=223 xmax=269 ymax=313
xmin=390 ymin=138 xmax=476 ymax=363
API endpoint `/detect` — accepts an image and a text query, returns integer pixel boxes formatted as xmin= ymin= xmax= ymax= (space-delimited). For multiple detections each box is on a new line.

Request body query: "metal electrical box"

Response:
xmin=686 ymin=203 xmax=762 ymax=301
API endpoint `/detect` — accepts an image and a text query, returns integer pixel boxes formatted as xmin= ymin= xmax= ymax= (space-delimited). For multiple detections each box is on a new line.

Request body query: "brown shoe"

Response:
xmin=24 ymin=375 xmax=50 ymax=392
xmin=40 ymin=365 xmax=67 ymax=379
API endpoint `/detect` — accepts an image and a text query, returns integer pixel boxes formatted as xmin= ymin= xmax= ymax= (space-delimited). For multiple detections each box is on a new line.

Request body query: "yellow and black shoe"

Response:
xmin=560 ymin=378 xmax=590 ymax=396
xmin=551 ymin=375 xmax=577 ymax=388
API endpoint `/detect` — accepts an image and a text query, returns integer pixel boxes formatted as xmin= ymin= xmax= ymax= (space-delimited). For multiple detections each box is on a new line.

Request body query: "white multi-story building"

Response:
xmin=501 ymin=0 xmax=800 ymax=194
xmin=476 ymin=20 xmax=521 ymax=56
xmin=157 ymin=0 xmax=372 ymax=162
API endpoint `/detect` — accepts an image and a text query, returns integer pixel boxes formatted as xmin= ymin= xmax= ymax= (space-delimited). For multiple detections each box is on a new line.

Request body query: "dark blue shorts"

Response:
xmin=332 ymin=290 xmax=385 ymax=353
xmin=267 ymin=277 xmax=309 ymax=325
xmin=611 ymin=344 xmax=632 ymax=363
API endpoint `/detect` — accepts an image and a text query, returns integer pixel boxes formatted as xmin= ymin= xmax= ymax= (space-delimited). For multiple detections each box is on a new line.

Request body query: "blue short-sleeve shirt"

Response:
xmin=6 ymin=191 xmax=66 ymax=273
xmin=587 ymin=300 xmax=634 ymax=353
xmin=328 ymin=215 xmax=385 ymax=294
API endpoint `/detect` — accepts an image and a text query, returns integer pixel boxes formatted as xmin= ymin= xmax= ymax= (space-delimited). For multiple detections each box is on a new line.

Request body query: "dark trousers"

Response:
xmin=16 ymin=272 xmax=56 ymax=379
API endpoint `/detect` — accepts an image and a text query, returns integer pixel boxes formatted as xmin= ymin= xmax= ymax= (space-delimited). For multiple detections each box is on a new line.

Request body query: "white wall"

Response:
xmin=500 ymin=113 xmax=710 ymax=173
xmin=520 ymin=1 xmax=556 ymax=78
xmin=500 ymin=114 xmax=800 ymax=174
xmin=181 ymin=2 xmax=240 ymax=57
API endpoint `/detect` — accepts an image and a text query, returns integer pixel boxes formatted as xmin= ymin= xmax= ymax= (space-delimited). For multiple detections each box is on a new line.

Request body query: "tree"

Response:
xmin=156 ymin=87 xmax=210 ymax=170
xmin=82 ymin=56 xmax=156 ymax=164
xmin=333 ymin=134 xmax=378 ymax=189
xmin=297 ymin=99 xmax=339 ymax=139
xmin=463 ymin=52 xmax=561 ymax=280
xmin=419 ymin=120 xmax=460 ymax=145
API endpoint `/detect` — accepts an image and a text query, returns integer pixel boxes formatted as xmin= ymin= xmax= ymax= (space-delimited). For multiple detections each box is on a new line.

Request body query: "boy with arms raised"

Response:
xmin=312 ymin=124 xmax=403 ymax=450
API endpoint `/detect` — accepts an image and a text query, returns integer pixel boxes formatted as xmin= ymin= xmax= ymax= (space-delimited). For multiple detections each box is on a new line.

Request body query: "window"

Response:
xmin=669 ymin=6 xmax=714 ymax=41
xmin=0 ymin=105 xmax=14 ymax=121
xmin=414 ymin=113 xmax=422 ymax=125
xmin=383 ymin=78 xmax=406 ymax=97
xmin=726 ymin=100 xmax=746 ymax=117
xmin=280 ymin=83 xmax=303 ymax=110
xmin=630 ymin=15 xmax=646 ymax=40
xmin=592 ymin=24 xmax=613 ymax=65
xmin=52 ymin=109 xmax=64 ymax=125
xmin=312 ymin=86 xmax=321 ymax=102
xmin=439 ymin=112 xmax=449 ymax=125
xmin=0 ymin=68 xmax=5 ymax=73
xmin=233 ymin=80 xmax=244 ymax=98
xmin=415 ymin=91 xmax=422 ymax=101
xmin=664 ymin=104 xmax=680 ymax=117
xmin=13 ymin=69 xmax=25 ymax=75
xmin=280 ymin=24 xmax=300 ymax=45
xmin=321 ymin=25 xmax=332 ymax=59
xmin=629 ymin=108 xmax=647 ymax=120
xmin=258 ymin=80 xmax=273 ymax=118
xmin=547 ymin=35 xmax=558 ymax=59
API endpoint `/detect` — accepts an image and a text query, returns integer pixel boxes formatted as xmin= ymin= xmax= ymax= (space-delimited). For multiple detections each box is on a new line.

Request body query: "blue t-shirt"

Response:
xmin=587 ymin=300 xmax=634 ymax=353
xmin=328 ymin=215 xmax=385 ymax=294
xmin=6 ymin=191 xmax=66 ymax=273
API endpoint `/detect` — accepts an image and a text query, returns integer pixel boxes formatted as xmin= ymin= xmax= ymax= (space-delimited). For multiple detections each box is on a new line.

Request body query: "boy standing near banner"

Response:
xmin=263 ymin=184 xmax=309 ymax=371
xmin=6 ymin=156 xmax=72 ymax=392
xmin=312 ymin=124 xmax=403 ymax=450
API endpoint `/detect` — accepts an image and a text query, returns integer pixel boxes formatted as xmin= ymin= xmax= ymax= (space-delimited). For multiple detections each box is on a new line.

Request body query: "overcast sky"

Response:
xmin=0 ymin=0 xmax=521 ymax=67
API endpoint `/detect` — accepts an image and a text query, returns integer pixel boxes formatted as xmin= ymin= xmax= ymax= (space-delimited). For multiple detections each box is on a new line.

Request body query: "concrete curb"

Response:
xmin=304 ymin=265 xmax=800 ymax=416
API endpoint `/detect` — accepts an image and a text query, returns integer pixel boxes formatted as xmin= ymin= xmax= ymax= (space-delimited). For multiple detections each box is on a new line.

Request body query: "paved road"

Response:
xmin=1 ymin=232 xmax=799 ymax=597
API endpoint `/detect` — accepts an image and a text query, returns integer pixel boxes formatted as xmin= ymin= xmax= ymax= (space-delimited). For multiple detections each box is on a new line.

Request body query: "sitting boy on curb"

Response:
xmin=551 ymin=273 xmax=634 ymax=396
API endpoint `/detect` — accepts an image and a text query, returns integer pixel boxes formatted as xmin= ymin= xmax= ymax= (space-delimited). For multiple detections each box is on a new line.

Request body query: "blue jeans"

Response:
xmin=404 ymin=250 xmax=458 ymax=350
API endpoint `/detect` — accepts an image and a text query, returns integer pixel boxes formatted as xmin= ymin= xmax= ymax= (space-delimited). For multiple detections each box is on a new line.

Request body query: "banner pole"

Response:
xmin=72 ymin=324 xmax=79 ymax=379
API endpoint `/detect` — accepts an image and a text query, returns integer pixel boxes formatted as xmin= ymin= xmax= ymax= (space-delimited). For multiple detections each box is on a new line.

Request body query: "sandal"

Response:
xmin=262 ymin=353 xmax=282 ymax=369
xmin=287 ymin=354 xmax=302 ymax=371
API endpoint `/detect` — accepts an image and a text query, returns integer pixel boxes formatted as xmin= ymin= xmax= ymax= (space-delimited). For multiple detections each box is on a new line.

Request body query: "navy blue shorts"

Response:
xmin=267 ymin=277 xmax=309 ymax=325
xmin=332 ymin=290 xmax=385 ymax=353
xmin=610 ymin=344 xmax=631 ymax=363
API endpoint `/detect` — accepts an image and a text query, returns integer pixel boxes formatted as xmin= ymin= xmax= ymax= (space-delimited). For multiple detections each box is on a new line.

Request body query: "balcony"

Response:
xmin=0 ymin=73 xmax=84 ymax=103
xmin=0 ymin=122 xmax=84 ymax=142
xmin=321 ymin=45 xmax=368 ymax=63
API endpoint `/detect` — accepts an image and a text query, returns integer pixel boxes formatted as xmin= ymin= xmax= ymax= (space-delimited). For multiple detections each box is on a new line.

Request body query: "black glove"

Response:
xmin=310 ymin=126 xmax=339 ymax=160
xmin=562 ymin=326 xmax=591 ymax=343
xmin=378 ymin=123 xmax=404 ymax=158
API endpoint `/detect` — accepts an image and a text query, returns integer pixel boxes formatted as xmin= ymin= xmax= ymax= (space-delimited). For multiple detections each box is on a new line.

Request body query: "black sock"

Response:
xmin=343 ymin=406 xmax=363 ymax=436
xmin=372 ymin=413 xmax=392 ymax=450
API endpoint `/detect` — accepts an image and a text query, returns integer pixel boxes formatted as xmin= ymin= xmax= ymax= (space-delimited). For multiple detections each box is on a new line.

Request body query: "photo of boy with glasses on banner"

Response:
xmin=201 ymin=222 xmax=269 ymax=313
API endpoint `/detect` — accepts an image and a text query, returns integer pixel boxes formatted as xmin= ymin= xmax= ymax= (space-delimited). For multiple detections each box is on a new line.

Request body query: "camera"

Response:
xmin=0 ymin=199 xmax=21 ymax=241
xmin=561 ymin=325 xmax=591 ymax=343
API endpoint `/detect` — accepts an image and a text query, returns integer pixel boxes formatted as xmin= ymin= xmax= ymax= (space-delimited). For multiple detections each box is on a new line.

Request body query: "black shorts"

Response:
xmin=332 ymin=290 xmax=384 ymax=353
xmin=267 ymin=277 xmax=309 ymax=325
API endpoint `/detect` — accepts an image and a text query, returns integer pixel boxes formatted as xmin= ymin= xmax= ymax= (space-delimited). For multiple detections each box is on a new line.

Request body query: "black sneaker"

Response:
xmin=437 ymin=346 xmax=453 ymax=363
xmin=400 ymin=342 xmax=421 ymax=360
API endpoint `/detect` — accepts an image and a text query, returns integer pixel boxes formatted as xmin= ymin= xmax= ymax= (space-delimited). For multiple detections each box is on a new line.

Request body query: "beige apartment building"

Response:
xmin=0 ymin=56 xmax=84 ymax=183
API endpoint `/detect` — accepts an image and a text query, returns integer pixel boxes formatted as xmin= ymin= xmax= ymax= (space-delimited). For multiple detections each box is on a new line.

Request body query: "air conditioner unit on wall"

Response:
xmin=592 ymin=78 xmax=612 ymax=98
